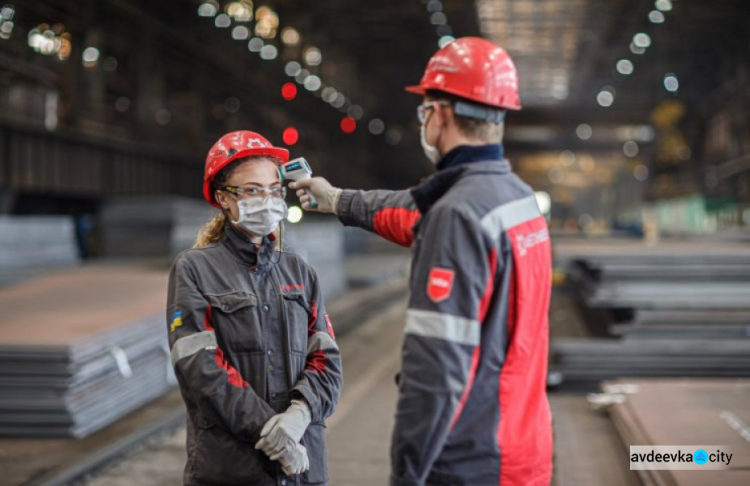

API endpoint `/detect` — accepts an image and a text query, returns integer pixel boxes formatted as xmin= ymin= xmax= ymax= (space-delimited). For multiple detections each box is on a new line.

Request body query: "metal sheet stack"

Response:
xmin=598 ymin=378 xmax=750 ymax=485
xmin=553 ymin=238 xmax=750 ymax=383
xmin=0 ymin=266 xmax=174 ymax=438
xmin=0 ymin=216 xmax=80 ymax=287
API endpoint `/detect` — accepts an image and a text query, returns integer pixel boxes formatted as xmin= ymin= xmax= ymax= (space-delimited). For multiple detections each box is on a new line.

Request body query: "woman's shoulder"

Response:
xmin=172 ymin=242 xmax=224 ymax=268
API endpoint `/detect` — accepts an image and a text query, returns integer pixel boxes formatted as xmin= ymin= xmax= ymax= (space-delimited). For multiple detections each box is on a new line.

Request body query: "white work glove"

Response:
xmin=289 ymin=177 xmax=342 ymax=214
xmin=255 ymin=400 xmax=312 ymax=458
xmin=278 ymin=442 xmax=310 ymax=476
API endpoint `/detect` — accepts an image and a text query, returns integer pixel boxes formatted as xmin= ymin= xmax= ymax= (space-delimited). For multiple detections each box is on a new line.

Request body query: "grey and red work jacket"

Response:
xmin=166 ymin=224 xmax=342 ymax=486
xmin=337 ymin=145 xmax=553 ymax=486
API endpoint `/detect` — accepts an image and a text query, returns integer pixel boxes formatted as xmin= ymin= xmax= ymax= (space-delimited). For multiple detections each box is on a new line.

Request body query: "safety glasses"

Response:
xmin=416 ymin=101 xmax=451 ymax=124
xmin=221 ymin=185 xmax=287 ymax=200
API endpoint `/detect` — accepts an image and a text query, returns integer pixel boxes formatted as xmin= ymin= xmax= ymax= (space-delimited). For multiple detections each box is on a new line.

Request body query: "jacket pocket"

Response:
xmin=206 ymin=291 xmax=262 ymax=353
xmin=301 ymin=422 xmax=329 ymax=484
xmin=282 ymin=291 xmax=312 ymax=354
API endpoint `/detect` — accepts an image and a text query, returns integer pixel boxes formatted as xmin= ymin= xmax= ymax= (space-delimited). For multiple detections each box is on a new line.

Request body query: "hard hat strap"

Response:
xmin=454 ymin=100 xmax=506 ymax=123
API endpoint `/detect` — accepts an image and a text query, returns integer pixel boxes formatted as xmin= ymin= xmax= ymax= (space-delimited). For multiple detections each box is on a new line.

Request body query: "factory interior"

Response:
xmin=0 ymin=0 xmax=749 ymax=485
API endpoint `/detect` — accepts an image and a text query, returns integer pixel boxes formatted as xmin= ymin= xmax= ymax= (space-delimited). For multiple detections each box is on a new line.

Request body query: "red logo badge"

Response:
xmin=427 ymin=267 xmax=455 ymax=303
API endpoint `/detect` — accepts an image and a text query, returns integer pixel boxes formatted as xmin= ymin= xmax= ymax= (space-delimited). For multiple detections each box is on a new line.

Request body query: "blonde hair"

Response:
xmin=194 ymin=155 xmax=284 ymax=249
xmin=194 ymin=213 xmax=228 ymax=248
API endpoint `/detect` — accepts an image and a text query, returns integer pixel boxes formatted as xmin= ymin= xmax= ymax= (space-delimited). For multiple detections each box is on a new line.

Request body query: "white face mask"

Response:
xmin=232 ymin=196 xmax=287 ymax=236
xmin=420 ymin=120 xmax=441 ymax=165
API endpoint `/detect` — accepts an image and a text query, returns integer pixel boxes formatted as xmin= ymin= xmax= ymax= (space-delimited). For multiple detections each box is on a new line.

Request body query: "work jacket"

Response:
xmin=337 ymin=145 xmax=553 ymax=486
xmin=166 ymin=224 xmax=342 ymax=486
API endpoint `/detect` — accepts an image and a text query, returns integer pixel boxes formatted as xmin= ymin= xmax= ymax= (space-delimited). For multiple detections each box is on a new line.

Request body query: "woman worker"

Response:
xmin=167 ymin=130 xmax=342 ymax=485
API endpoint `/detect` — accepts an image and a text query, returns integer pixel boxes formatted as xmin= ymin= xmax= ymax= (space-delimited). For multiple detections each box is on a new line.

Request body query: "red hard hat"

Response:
xmin=405 ymin=37 xmax=521 ymax=110
xmin=203 ymin=130 xmax=289 ymax=207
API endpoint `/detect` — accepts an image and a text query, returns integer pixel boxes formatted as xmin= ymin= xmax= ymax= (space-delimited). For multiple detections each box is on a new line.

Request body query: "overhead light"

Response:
xmin=633 ymin=164 xmax=649 ymax=181
xmin=215 ymin=14 xmax=231 ymax=28
xmin=248 ymin=37 xmax=264 ymax=52
xmin=596 ymin=87 xmax=615 ymax=107
xmin=82 ymin=46 xmax=100 ymax=67
xmin=630 ymin=42 xmax=646 ymax=55
xmin=576 ymin=124 xmax=593 ymax=141
xmin=430 ymin=12 xmax=447 ymax=25
xmin=368 ymin=118 xmax=385 ymax=135
xmin=232 ymin=25 xmax=249 ymax=40
xmin=303 ymin=75 xmax=321 ymax=91
xmin=633 ymin=33 xmax=651 ymax=48
xmin=655 ymin=0 xmax=672 ymax=12
xmin=287 ymin=206 xmax=303 ymax=223
xmin=427 ymin=0 xmax=443 ymax=13
xmin=226 ymin=1 xmax=253 ymax=22
xmin=616 ymin=59 xmax=634 ymax=75
xmin=260 ymin=44 xmax=277 ymax=60
xmin=331 ymin=94 xmax=346 ymax=108
xmin=648 ymin=10 xmax=665 ymax=23
xmin=281 ymin=27 xmax=300 ymax=46
xmin=295 ymin=69 xmax=310 ymax=84
xmin=623 ymin=141 xmax=639 ymax=157
xmin=438 ymin=35 xmax=455 ymax=48
xmin=663 ymin=73 xmax=679 ymax=92
xmin=303 ymin=47 xmax=322 ymax=66
xmin=321 ymin=86 xmax=337 ymax=102
xmin=282 ymin=127 xmax=299 ymax=146
xmin=285 ymin=61 xmax=301 ymax=76
xmin=340 ymin=117 xmax=356 ymax=134
xmin=281 ymin=82 xmax=297 ymax=101
xmin=347 ymin=105 xmax=364 ymax=120
xmin=198 ymin=1 xmax=218 ymax=17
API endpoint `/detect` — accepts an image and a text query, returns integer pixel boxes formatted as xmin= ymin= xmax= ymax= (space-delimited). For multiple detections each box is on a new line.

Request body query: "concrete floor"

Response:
xmin=85 ymin=294 xmax=637 ymax=486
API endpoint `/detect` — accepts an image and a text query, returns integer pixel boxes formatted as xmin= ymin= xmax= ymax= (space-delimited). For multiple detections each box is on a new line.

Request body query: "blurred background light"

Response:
xmin=232 ymin=25 xmax=249 ymax=40
xmin=633 ymin=33 xmax=651 ymax=48
xmin=303 ymin=47 xmax=322 ymax=66
xmin=285 ymin=61 xmax=301 ymax=76
xmin=226 ymin=1 xmax=253 ymax=22
xmin=248 ymin=37 xmax=264 ymax=52
xmin=368 ymin=118 xmax=385 ymax=135
xmin=347 ymin=105 xmax=364 ymax=120
xmin=260 ymin=44 xmax=278 ymax=60
xmin=287 ymin=206 xmax=304 ymax=223
xmin=576 ymin=123 xmax=593 ymax=140
xmin=655 ymin=0 xmax=673 ymax=12
xmin=340 ymin=117 xmax=356 ymax=134
xmin=282 ymin=127 xmax=299 ymax=146
xmin=303 ymin=75 xmax=321 ymax=91
xmin=438 ymin=35 xmax=455 ymax=48
xmin=281 ymin=82 xmax=297 ymax=101
xmin=281 ymin=27 xmax=300 ymax=46
xmin=597 ymin=87 xmax=615 ymax=107
xmin=198 ymin=1 xmax=219 ymax=17
xmin=649 ymin=10 xmax=665 ymax=23
xmin=616 ymin=59 xmax=634 ymax=75
xmin=623 ymin=140 xmax=639 ymax=157
xmin=664 ymin=73 xmax=679 ymax=92
xmin=214 ymin=14 xmax=231 ymax=28
xmin=82 ymin=46 xmax=100 ymax=68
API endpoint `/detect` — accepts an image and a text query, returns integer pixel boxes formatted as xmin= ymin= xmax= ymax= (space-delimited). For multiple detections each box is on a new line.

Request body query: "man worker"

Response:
xmin=291 ymin=37 xmax=553 ymax=486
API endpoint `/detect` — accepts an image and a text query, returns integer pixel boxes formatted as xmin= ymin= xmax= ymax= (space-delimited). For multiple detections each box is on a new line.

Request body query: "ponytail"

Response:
xmin=194 ymin=213 xmax=227 ymax=248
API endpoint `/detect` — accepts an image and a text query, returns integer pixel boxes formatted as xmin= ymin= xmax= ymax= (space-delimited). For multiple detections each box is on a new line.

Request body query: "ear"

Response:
xmin=215 ymin=190 xmax=231 ymax=210
xmin=434 ymin=103 xmax=449 ymax=128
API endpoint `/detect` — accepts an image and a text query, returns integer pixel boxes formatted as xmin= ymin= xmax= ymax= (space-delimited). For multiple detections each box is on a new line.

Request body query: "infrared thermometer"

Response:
xmin=280 ymin=157 xmax=318 ymax=208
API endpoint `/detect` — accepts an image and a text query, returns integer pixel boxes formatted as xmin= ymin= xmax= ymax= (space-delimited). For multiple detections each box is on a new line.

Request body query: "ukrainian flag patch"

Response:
xmin=169 ymin=311 xmax=183 ymax=332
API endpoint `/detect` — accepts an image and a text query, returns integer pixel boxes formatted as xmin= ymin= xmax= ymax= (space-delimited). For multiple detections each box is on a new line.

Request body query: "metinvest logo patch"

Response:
xmin=630 ymin=446 xmax=734 ymax=470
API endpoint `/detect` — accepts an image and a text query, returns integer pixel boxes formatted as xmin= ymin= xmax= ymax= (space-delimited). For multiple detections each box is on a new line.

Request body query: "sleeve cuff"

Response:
xmin=336 ymin=189 xmax=358 ymax=227
xmin=291 ymin=384 xmax=320 ymax=423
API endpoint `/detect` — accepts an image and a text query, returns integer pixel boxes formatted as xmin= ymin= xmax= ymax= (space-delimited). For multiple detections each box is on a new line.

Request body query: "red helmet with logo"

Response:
xmin=203 ymin=130 xmax=289 ymax=207
xmin=405 ymin=37 xmax=521 ymax=110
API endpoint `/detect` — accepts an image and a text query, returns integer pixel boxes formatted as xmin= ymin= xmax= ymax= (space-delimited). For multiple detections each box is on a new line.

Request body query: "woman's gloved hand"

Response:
xmin=278 ymin=442 xmax=310 ymax=476
xmin=289 ymin=178 xmax=342 ymax=214
xmin=255 ymin=399 xmax=312 ymax=457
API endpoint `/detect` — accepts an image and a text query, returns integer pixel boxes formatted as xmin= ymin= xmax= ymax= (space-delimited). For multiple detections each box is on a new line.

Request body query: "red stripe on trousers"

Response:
xmin=373 ymin=208 xmax=420 ymax=247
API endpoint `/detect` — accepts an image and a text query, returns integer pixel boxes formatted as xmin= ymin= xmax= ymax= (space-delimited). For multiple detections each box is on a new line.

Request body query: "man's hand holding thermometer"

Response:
xmin=282 ymin=158 xmax=342 ymax=214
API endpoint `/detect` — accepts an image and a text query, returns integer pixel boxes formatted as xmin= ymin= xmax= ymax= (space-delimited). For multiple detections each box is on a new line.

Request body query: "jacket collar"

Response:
xmin=437 ymin=144 xmax=504 ymax=171
xmin=411 ymin=147 xmax=511 ymax=215
xmin=221 ymin=222 xmax=276 ymax=270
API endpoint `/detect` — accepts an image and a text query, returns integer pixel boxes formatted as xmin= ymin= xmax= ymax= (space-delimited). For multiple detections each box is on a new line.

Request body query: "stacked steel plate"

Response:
xmin=0 ymin=266 xmax=174 ymax=438
xmin=597 ymin=379 xmax=750 ymax=485
xmin=553 ymin=239 xmax=750 ymax=383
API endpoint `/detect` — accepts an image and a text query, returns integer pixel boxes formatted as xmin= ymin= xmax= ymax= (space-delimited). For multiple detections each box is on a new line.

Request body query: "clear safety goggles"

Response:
xmin=222 ymin=185 xmax=287 ymax=200
xmin=416 ymin=101 xmax=451 ymax=124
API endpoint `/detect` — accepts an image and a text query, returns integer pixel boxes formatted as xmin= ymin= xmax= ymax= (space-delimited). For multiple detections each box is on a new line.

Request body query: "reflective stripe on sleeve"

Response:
xmin=171 ymin=331 xmax=217 ymax=367
xmin=405 ymin=309 xmax=480 ymax=346
xmin=307 ymin=331 xmax=338 ymax=355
